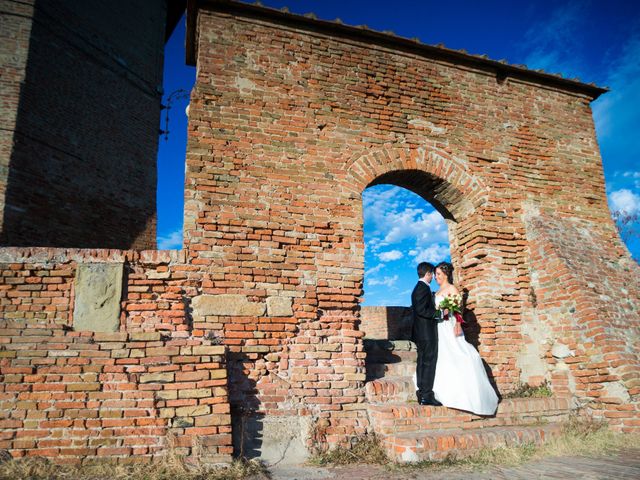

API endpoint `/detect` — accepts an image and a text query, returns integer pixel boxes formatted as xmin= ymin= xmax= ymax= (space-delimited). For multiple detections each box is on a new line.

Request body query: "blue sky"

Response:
xmin=156 ymin=0 xmax=640 ymax=306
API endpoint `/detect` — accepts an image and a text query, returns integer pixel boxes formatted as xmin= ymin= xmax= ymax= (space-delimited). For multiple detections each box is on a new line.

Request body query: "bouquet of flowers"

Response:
xmin=438 ymin=293 xmax=464 ymax=324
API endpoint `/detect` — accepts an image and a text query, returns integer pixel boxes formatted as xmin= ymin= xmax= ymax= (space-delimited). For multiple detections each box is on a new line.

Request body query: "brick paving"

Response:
xmin=270 ymin=448 xmax=640 ymax=479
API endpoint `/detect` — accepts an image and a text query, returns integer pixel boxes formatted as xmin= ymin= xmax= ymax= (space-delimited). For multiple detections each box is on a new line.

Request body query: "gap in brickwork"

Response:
xmin=156 ymin=14 xmax=194 ymax=250
xmin=362 ymin=184 xmax=451 ymax=309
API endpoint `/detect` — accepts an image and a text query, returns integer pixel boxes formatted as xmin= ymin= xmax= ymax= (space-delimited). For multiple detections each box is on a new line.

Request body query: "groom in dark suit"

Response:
xmin=411 ymin=262 xmax=442 ymax=406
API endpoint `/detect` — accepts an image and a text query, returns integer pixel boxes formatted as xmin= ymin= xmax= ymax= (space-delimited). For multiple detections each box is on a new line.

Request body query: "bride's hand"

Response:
xmin=443 ymin=308 xmax=449 ymax=317
xmin=454 ymin=323 xmax=463 ymax=337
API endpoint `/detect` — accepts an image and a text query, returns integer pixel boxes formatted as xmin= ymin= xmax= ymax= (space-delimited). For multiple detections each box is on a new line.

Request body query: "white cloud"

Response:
xmin=378 ymin=249 xmax=403 ymax=261
xmin=362 ymin=185 xmax=406 ymax=225
xmin=520 ymin=2 xmax=589 ymax=80
xmin=609 ymin=189 xmax=640 ymax=214
xmin=366 ymin=236 xmax=384 ymax=253
xmin=367 ymin=275 xmax=399 ymax=287
xmin=384 ymin=209 xmax=448 ymax=244
xmin=621 ymin=171 xmax=640 ymax=189
xmin=592 ymin=33 xmax=640 ymax=160
xmin=366 ymin=263 xmax=385 ymax=276
xmin=409 ymin=244 xmax=451 ymax=264
xmin=157 ymin=229 xmax=183 ymax=249
xmin=363 ymin=185 xmax=449 ymax=248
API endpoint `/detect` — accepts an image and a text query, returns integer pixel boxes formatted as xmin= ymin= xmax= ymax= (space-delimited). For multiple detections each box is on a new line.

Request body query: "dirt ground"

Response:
xmin=268 ymin=448 xmax=640 ymax=480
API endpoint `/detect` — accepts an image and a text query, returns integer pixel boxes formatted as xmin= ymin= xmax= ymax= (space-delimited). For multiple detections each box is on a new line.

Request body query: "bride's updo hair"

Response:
xmin=436 ymin=261 xmax=454 ymax=284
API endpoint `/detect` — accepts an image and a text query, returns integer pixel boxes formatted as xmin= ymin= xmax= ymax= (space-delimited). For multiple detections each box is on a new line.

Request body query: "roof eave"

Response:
xmin=186 ymin=0 xmax=608 ymax=100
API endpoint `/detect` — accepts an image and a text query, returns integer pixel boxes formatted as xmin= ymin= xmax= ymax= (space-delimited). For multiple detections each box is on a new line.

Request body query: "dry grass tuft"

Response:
xmin=308 ymin=433 xmax=389 ymax=466
xmin=540 ymin=415 xmax=631 ymax=458
xmin=502 ymin=381 xmax=553 ymax=399
xmin=0 ymin=456 xmax=269 ymax=480
xmin=394 ymin=415 xmax=639 ymax=473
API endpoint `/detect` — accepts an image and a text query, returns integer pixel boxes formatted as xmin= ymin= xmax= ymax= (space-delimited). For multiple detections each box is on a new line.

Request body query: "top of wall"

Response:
xmin=185 ymin=0 xmax=607 ymax=100
xmin=166 ymin=0 xmax=188 ymax=42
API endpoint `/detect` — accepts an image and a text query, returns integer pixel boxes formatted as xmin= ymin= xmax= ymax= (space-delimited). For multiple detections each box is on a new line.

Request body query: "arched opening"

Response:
xmin=360 ymin=170 xmax=498 ymax=402
xmin=360 ymin=169 xmax=462 ymax=342
xmin=362 ymin=184 xmax=451 ymax=307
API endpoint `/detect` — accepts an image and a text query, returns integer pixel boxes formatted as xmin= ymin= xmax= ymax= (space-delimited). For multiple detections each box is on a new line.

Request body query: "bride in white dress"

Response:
xmin=416 ymin=262 xmax=498 ymax=415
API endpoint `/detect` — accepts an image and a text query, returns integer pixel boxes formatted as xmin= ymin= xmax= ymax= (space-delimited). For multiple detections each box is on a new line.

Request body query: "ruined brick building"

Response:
xmin=0 ymin=0 xmax=185 ymax=248
xmin=1 ymin=0 xmax=638 ymax=466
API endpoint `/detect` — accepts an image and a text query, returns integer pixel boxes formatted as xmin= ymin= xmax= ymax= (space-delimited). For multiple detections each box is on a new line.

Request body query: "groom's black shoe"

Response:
xmin=419 ymin=395 xmax=442 ymax=406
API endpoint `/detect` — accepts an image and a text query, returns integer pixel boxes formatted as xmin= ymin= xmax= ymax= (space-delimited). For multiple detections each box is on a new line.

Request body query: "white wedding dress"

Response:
xmin=414 ymin=293 xmax=499 ymax=415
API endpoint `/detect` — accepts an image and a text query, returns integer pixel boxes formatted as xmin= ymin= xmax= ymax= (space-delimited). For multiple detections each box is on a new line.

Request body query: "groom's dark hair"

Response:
xmin=417 ymin=262 xmax=434 ymax=278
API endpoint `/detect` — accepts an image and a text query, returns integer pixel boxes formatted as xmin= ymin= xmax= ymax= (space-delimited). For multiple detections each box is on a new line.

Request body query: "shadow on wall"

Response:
xmin=1 ymin=1 xmax=158 ymax=248
xmin=229 ymin=359 xmax=310 ymax=465
xmin=461 ymin=288 xmax=480 ymax=347
xmin=460 ymin=290 xmax=499 ymax=393
xmin=233 ymin=409 xmax=265 ymax=460
xmin=386 ymin=306 xmax=413 ymax=340
xmin=370 ymin=300 xmax=500 ymax=394
xmin=229 ymin=356 xmax=263 ymax=459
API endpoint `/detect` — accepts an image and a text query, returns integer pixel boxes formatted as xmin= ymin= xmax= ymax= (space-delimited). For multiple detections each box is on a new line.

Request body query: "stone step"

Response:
xmin=364 ymin=339 xmax=416 ymax=379
xmin=364 ymin=339 xmax=416 ymax=353
xmin=364 ymin=372 xmax=414 ymax=398
xmin=366 ymin=360 xmax=416 ymax=380
xmin=381 ymin=423 xmax=563 ymax=462
xmin=365 ymin=376 xmax=416 ymax=403
xmin=366 ymin=349 xmax=417 ymax=367
xmin=368 ymin=396 xmax=571 ymax=435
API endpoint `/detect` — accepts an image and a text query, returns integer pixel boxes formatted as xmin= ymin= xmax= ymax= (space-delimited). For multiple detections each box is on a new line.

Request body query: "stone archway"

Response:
xmin=182 ymin=1 xmax=640 ymax=462
xmin=344 ymin=145 xmax=488 ymax=222
xmin=346 ymin=145 xmax=495 ymax=345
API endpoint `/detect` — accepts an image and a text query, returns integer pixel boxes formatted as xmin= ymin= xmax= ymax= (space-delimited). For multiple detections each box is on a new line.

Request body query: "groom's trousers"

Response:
xmin=415 ymin=325 xmax=438 ymax=399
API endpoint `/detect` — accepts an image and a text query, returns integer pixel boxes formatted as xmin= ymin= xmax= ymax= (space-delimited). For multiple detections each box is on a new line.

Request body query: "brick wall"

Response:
xmin=0 ymin=248 xmax=233 ymax=462
xmin=0 ymin=248 xmax=196 ymax=332
xmin=0 ymin=0 xmax=164 ymax=249
xmin=525 ymin=213 xmax=640 ymax=432
xmin=182 ymin=0 xmax=639 ymax=443
xmin=1 ymin=0 xmax=638 ymax=465
xmin=360 ymin=306 xmax=412 ymax=340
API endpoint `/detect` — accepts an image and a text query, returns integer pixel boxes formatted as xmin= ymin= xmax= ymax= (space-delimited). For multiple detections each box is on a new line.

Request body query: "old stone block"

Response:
xmin=233 ymin=414 xmax=312 ymax=465
xmin=159 ymin=408 xmax=175 ymax=419
xmin=266 ymin=296 xmax=293 ymax=316
xmin=93 ymin=332 xmax=128 ymax=342
xmin=192 ymin=345 xmax=226 ymax=356
xmin=209 ymin=370 xmax=227 ymax=380
xmin=156 ymin=390 xmax=178 ymax=401
xmin=241 ymin=346 xmax=270 ymax=353
xmin=175 ymin=405 xmax=210 ymax=417
xmin=551 ymin=343 xmax=573 ymax=359
xmin=140 ymin=372 xmax=174 ymax=384
xmin=111 ymin=348 xmax=129 ymax=358
xmin=145 ymin=270 xmax=171 ymax=279
xmin=146 ymin=347 xmax=180 ymax=357
xmin=173 ymin=417 xmax=195 ymax=428
xmin=192 ymin=294 xmax=265 ymax=317
xmin=73 ymin=263 xmax=123 ymax=333
xmin=178 ymin=388 xmax=212 ymax=399
xmin=129 ymin=332 xmax=161 ymax=341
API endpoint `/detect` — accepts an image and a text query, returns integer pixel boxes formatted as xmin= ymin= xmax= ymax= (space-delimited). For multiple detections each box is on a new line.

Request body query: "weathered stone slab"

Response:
xmin=233 ymin=414 xmax=312 ymax=465
xmin=551 ymin=343 xmax=573 ymax=359
xmin=73 ymin=263 xmax=123 ymax=332
xmin=192 ymin=294 xmax=265 ymax=317
xmin=266 ymin=296 xmax=293 ymax=316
